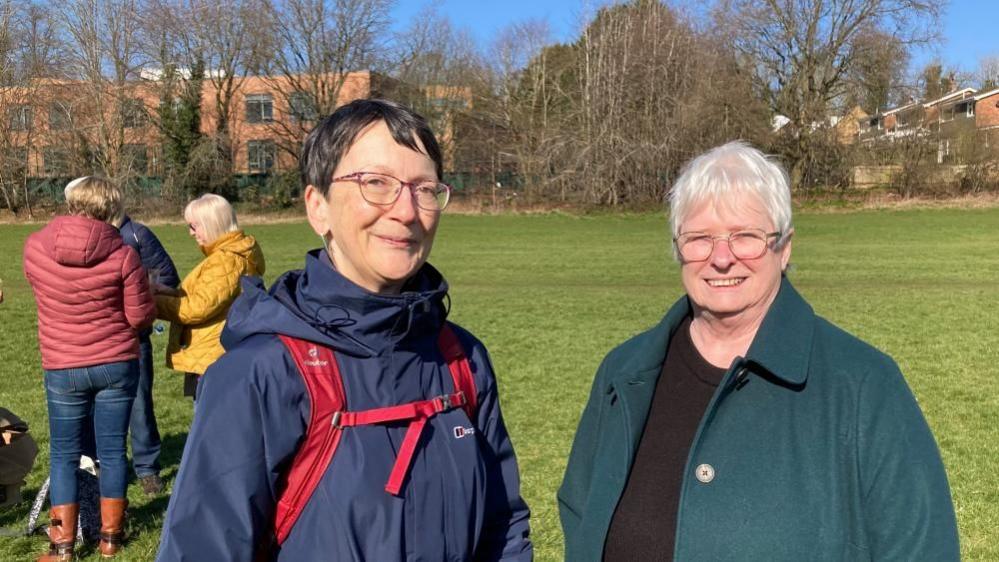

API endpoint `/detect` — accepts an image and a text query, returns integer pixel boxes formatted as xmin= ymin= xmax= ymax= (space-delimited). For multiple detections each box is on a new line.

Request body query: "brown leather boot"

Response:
xmin=97 ymin=497 xmax=127 ymax=558
xmin=37 ymin=503 xmax=78 ymax=562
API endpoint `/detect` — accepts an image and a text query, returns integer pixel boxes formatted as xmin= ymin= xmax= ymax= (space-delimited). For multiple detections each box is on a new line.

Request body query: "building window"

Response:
xmin=43 ymin=147 xmax=71 ymax=176
xmin=8 ymin=105 xmax=33 ymax=131
xmin=122 ymin=144 xmax=148 ymax=175
xmin=49 ymin=103 xmax=72 ymax=131
xmin=120 ymin=99 xmax=148 ymax=128
xmin=247 ymin=140 xmax=275 ymax=173
xmin=289 ymin=92 xmax=318 ymax=122
xmin=245 ymin=94 xmax=273 ymax=123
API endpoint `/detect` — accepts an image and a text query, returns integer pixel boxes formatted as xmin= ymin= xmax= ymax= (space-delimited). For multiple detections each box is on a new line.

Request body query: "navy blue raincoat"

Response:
xmin=119 ymin=215 xmax=179 ymax=289
xmin=119 ymin=215 xmax=178 ymax=339
xmin=156 ymin=249 xmax=532 ymax=561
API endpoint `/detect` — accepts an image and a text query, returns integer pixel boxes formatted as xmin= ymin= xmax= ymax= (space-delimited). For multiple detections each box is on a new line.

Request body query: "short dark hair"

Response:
xmin=300 ymin=98 xmax=444 ymax=197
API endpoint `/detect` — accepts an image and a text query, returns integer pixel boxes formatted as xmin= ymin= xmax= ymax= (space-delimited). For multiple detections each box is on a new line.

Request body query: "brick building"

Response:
xmin=1 ymin=71 xmax=467 ymax=182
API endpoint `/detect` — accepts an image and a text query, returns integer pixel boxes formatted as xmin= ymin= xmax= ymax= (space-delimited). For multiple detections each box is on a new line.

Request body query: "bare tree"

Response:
xmin=977 ymin=55 xmax=999 ymax=90
xmin=481 ymin=19 xmax=561 ymax=202
xmin=474 ymin=1 xmax=770 ymax=206
xmin=391 ymin=5 xmax=483 ymax=173
xmin=0 ymin=0 xmax=26 ymax=213
xmin=258 ymin=0 xmax=391 ymax=162
xmin=845 ymin=26 xmax=910 ymax=113
xmin=0 ymin=2 xmax=64 ymax=216
xmin=58 ymin=0 xmax=148 ymax=181
xmin=144 ymin=0 xmax=268 ymax=197
xmin=720 ymin=0 xmax=942 ymax=188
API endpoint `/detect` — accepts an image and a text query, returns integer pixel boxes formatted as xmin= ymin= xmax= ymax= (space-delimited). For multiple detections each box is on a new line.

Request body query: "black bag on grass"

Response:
xmin=0 ymin=407 xmax=39 ymax=508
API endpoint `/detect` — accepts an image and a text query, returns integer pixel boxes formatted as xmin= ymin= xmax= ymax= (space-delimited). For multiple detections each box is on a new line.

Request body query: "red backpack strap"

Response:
xmin=438 ymin=323 xmax=477 ymax=420
xmin=264 ymin=327 xmax=476 ymax=549
xmin=272 ymin=335 xmax=347 ymax=546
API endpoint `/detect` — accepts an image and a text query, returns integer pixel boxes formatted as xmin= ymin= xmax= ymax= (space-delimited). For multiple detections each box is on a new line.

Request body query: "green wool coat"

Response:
xmin=558 ymin=278 xmax=959 ymax=561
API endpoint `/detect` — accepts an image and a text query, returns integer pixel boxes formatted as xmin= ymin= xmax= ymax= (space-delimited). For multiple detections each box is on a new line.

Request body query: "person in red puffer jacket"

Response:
xmin=23 ymin=176 xmax=156 ymax=562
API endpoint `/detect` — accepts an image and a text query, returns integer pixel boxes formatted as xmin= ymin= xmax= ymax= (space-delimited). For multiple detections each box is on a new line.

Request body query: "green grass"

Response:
xmin=1 ymin=208 xmax=997 ymax=560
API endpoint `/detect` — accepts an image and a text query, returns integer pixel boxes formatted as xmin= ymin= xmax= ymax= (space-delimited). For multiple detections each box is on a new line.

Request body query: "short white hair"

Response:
xmin=668 ymin=141 xmax=792 ymax=256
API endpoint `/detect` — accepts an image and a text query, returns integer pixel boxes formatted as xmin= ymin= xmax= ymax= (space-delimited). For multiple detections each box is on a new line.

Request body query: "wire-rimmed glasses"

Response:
xmin=674 ymin=229 xmax=781 ymax=262
xmin=332 ymin=171 xmax=451 ymax=212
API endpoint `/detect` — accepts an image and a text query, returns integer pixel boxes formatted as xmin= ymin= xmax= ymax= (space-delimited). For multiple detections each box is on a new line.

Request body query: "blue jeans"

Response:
xmin=45 ymin=360 xmax=138 ymax=504
xmin=129 ymin=337 xmax=162 ymax=477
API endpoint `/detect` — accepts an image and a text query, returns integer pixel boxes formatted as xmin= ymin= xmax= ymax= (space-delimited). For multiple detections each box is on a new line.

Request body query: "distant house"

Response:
xmin=834 ymin=106 xmax=868 ymax=144
xmin=771 ymin=107 xmax=866 ymax=143
xmin=856 ymin=86 xmax=999 ymax=163
xmin=858 ymin=100 xmax=921 ymax=142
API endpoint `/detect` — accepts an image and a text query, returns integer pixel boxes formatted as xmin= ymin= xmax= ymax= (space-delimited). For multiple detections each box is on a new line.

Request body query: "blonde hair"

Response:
xmin=65 ymin=176 xmax=123 ymax=225
xmin=184 ymin=193 xmax=238 ymax=244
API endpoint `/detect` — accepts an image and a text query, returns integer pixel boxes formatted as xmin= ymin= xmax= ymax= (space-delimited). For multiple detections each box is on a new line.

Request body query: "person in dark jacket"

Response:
xmin=116 ymin=213 xmax=179 ymax=494
xmin=156 ymin=99 xmax=532 ymax=561
xmin=558 ymin=141 xmax=959 ymax=561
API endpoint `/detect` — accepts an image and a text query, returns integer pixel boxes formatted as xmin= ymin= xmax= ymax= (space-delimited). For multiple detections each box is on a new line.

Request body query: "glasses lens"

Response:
xmin=678 ymin=235 xmax=713 ymax=262
xmin=428 ymin=183 xmax=450 ymax=211
xmin=729 ymin=231 xmax=768 ymax=259
xmin=409 ymin=183 xmax=438 ymax=211
xmin=358 ymin=173 xmax=400 ymax=205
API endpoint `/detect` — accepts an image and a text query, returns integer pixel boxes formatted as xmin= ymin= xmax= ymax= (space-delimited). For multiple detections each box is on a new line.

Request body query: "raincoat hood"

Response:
xmin=46 ymin=215 xmax=123 ymax=267
xmin=222 ymin=248 xmax=449 ymax=358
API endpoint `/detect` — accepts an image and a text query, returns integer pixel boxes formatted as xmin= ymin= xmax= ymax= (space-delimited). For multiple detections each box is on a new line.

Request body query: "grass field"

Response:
xmin=1 ymin=208 xmax=997 ymax=561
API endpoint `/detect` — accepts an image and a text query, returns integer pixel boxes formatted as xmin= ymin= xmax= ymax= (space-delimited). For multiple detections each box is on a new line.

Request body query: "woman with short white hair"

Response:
xmin=559 ymin=141 xmax=959 ymax=561
xmin=153 ymin=193 xmax=265 ymax=400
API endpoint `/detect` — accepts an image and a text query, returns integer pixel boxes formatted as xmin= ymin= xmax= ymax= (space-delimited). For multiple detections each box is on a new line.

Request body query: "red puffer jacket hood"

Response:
xmin=50 ymin=215 xmax=124 ymax=266
xmin=24 ymin=215 xmax=157 ymax=370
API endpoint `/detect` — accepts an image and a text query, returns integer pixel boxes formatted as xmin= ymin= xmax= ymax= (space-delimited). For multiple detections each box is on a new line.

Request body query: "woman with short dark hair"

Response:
xmin=156 ymin=99 xmax=532 ymax=561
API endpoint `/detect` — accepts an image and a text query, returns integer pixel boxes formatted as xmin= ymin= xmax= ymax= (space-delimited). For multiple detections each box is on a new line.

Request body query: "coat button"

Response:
xmin=695 ymin=463 xmax=715 ymax=484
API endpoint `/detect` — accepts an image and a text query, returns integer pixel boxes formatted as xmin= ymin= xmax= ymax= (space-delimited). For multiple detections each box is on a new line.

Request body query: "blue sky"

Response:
xmin=392 ymin=0 xmax=999 ymax=74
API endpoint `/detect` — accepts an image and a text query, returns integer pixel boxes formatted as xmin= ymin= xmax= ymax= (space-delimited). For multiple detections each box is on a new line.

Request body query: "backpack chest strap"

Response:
xmin=334 ymin=390 xmax=467 ymax=496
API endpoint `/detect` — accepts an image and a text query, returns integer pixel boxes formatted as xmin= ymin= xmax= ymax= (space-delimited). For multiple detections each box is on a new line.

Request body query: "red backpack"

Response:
xmin=270 ymin=323 xmax=478 ymax=546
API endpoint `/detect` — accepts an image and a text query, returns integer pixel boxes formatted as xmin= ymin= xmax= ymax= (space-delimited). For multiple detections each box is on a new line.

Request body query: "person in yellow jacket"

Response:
xmin=153 ymin=194 xmax=265 ymax=399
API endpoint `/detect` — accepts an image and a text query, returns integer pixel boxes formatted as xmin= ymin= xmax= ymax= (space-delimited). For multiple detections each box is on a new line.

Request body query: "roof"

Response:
xmin=973 ymin=87 xmax=999 ymax=101
xmin=922 ymin=87 xmax=977 ymax=108
xmin=882 ymin=101 xmax=919 ymax=116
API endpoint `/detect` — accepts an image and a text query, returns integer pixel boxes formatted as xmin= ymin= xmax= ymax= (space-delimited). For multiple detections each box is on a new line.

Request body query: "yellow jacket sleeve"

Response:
xmin=156 ymin=252 xmax=245 ymax=326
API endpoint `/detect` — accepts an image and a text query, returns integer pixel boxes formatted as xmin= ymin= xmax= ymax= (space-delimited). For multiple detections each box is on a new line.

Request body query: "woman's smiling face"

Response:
xmin=679 ymin=194 xmax=791 ymax=324
xmin=305 ymin=120 xmax=441 ymax=294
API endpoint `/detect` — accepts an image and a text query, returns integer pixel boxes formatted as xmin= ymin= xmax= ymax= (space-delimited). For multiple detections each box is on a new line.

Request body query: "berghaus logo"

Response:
xmin=453 ymin=426 xmax=476 ymax=439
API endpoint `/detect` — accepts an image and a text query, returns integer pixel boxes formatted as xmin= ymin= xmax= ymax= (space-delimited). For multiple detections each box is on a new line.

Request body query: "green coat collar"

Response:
xmin=606 ymin=277 xmax=815 ymax=389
